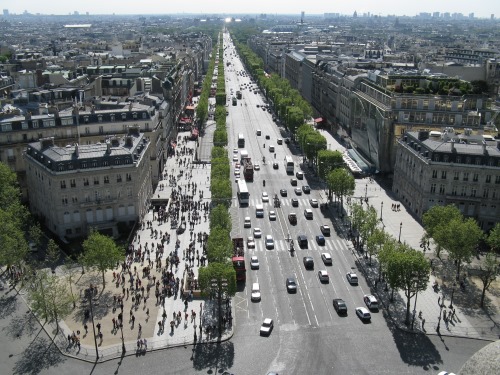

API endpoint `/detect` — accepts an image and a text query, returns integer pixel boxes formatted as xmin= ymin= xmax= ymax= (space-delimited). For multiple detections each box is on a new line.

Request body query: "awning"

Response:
xmin=314 ymin=117 xmax=323 ymax=123
xmin=186 ymin=106 xmax=195 ymax=110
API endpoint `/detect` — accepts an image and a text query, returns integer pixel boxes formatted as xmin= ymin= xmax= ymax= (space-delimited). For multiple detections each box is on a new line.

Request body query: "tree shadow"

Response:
xmin=192 ymin=341 xmax=234 ymax=372
xmin=0 ymin=293 xmax=20 ymax=319
xmin=12 ymin=336 xmax=66 ymax=375
xmin=4 ymin=310 xmax=39 ymax=340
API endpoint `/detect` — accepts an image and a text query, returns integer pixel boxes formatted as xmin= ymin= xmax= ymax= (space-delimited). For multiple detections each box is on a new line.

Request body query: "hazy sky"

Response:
xmin=1 ymin=0 xmax=498 ymax=18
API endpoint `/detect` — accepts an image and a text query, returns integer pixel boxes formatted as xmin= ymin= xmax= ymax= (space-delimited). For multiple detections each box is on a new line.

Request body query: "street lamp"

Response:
xmin=119 ymin=323 xmax=125 ymax=353
xmin=365 ymin=184 xmax=368 ymax=200
xmin=449 ymin=283 xmax=456 ymax=309
xmin=436 ymin=296 xmax=444 ymax=334
xmin=411 ymin=278 xmax=419 ymax=330
xmin=398 ymin=222 xmax=403 ymax=243
xmin=380 ymin=201 xmax=383 ymax=221
xmin=85 ymin=287 xmax=100 ymax=360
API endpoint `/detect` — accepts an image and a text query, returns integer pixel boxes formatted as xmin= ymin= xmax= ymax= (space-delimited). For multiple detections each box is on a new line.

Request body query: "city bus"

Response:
xmin=237 ymin=133 xmax=245 ymax=148
xmin=285 ymin=156 xmax=294 ymax=174
xmin=237 ymin=179 xmax=250 ymax=206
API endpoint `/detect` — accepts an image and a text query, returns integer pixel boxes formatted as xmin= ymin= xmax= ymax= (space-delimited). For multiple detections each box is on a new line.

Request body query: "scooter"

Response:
xmin=263 ymin=180 xmax=266 ymax=187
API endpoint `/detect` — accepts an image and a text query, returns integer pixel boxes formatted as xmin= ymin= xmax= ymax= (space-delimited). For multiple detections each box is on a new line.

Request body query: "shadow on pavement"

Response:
xmin=383 ymin=310 xmax=443 ymax=369
xmin=5 ymin=309 xmax=40 ymax=341
xmin=192 ymin=341 xmax=234 ymax=373
xmin=0 ymin=292 xmax=20 ymax=319
xmin=12 ymin=336 xmax=66 ymax=375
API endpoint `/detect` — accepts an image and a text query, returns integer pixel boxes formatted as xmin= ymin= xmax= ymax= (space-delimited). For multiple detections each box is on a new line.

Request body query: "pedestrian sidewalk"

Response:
xmin=320 ymin=129 xmax=500 ymax=342
xmin=12 ymin=130 xmax=234 ymax=363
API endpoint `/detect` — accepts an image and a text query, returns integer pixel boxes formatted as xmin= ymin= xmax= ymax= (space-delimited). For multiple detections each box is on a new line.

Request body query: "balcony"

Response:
xmin=80 ymin=197 xmax=117 ymax=208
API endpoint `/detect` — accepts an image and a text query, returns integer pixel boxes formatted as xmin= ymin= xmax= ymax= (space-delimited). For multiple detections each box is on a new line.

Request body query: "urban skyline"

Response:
xmin=1 ymin=0 xmax=499 ymax=19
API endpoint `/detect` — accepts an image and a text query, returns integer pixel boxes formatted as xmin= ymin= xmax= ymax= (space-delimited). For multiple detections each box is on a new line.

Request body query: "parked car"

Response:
xmin=363 ymin=295 xmax=379 ymax=310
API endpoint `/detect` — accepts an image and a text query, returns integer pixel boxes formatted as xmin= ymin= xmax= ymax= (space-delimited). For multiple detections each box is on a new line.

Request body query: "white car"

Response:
xmin=268 ymin=210 xmax=276 ymax=221
xmin=355 ymin=307 xmax=371 ymax=321
xmin=233 ymin=148 xmax=239 ymax=154
xmin=247 ymin=236 xmax=255 ymax=249
xmin=321 ymin=253 xmax=332 ymax=265
xmin=363 ymin=294 xmax=379 ymax=310
xmin=265 ymin=235 xmax=274 ymax=249
xmin=253 ymin=227 xmax=262 ymax=238
xmin=244 ymin=216 xmax=251 ymax=228
xmin=232 ymin=155 xmax=238 ymax=162
xmin=262 ymin=192 xmax=269 ymax=203
xmin=346 ymin=272 xmax=359 ymax=285
xmin=250 ymin=256 xmax=259 ymax=269
xmin=260 ymin=318 xmax=273 ymax=336
xmin=234 ymin=168 xmax=240 ymax=176
xmin=254 ymin=163 xmax=260 ymax=171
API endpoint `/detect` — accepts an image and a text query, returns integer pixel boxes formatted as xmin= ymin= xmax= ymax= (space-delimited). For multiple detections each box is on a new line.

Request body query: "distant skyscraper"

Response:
xmin=433 ymin=12 xmax=440 ymax=18
xmin=491 ymin=14 xmax=495 ymax=20
xmin=2 ymin=9 xmax=8 ymax=16
xmin=469 ymin=13 xmax=474 ymax=19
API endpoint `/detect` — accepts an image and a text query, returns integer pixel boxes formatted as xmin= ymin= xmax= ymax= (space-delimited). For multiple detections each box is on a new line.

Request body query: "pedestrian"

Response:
xmin=137 ymin=339 xmax=141 ymax=350
xmin=139 ymin=323 xmax=142 ymax=333
xmin=143 ymin=338 xmax=147 ymax=350
xmin=83 ymin=324 xmax=88 ymax=335
xmin=77 ymin=340 xmax=81 ymax=350
xmin=99 ymin=332 xmax=103 ymax=342
xmin=96 ymin=322 xmax=101 ymax=334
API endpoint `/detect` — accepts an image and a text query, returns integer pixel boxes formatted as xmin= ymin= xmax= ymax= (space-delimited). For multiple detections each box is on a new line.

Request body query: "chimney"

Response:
xmin=74 ymin=143 xmax=79 ymax=157
xmin=25 ymin=111 xmax=32 ymax=120
xmin=482 ymin=141 xmax=487 ymax=155
xmin=106 ymin=141 xmax=111 ymax=154
xmin=450 ymin=139 xmax=455 ymax=152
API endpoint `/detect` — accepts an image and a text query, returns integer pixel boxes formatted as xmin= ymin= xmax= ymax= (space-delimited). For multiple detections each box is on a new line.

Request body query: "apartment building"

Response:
xmin=392 ymin=130 xmax=500 ymax=230
xmin=24 ymin=127 xmax=152 ymax=240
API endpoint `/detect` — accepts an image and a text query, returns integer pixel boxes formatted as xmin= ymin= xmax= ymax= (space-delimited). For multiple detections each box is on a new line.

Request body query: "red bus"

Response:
xmin=232 ymin=256 xmax=246 ymax=281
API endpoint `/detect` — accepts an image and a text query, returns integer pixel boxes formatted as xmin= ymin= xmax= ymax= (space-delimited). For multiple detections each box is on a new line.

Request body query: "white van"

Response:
xmin=255 ymin=204 xmax=264 ymax=218
xmin=251 ymin=283 xmax=261 ymax=301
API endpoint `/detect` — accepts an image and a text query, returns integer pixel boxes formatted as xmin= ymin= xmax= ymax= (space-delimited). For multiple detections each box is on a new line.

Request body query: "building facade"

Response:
xmin=392 ymin=130 xmax=500 ymax=230
xmin=24 ymin=128 xmax=152 ymax=240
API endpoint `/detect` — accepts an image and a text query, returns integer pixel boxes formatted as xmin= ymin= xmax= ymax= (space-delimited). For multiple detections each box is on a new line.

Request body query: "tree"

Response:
xmin=62 ymin=258 xmax=80 ymax=308
xmin=29 ymin=223 xmax=43 ymax=249
xmin=209 ymin=204 xmax=231 ymax=232
xmin=387 ymin=247 xmax=430 ymax=324
xmin=79 ymin=231 xmax=124 ymax=289
xmin=486 ymin=223 xmax=500 ymax=254
xmin=317 ymin=150 xmax=344 ymax=181
xmin=366 ymin=228 xmax=389 ymax=266
xmin=206 ymin=227 xmax=232 ymax=264
xmin=327 ymin=168 xmax=355 ymax=208
xmin=198 ymin=263 xmax=236 ymax=336
xmin=27 ymin=270 xmax=74 ymax=332
xmin=477 ymin=252 xmax=499 ymax=308
xmin=422 ymin=205 xmax=463 ymax=258
xmin=45 ymin=239 xmax=60 ymax=270
xmin=358 ymin=206 xmax=378 ymax=252
xmin=434 ymin=217 xmax=483 ymax=280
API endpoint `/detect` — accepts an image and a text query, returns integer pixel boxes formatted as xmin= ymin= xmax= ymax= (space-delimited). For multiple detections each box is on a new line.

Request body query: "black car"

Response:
xmin=291 ymin=198 xmax=299 ymax=207
xmin=273 ymin=162 xmax=279 ymax=169
xmin=286 ymin=277 xmax=297 ymax=293
xmin=265 ymin=135 xmax=270 ymax=140
xmin=316 ymin=235 xmax=325 ymax=245
xmin=302 ymin=185 xmax=311 ymax=194
xmin=297 ymin=235 xmax=308 ymax=249
xmin=290 ymin=178 xmax=298 ymax=186
xmin=333 ymin=298 xmax=348 ymax=314
xmin=280 ymin=189 xmax=287 ymax=197
xmin=285 ymin=138 xmax=290 ymax=144
xmin=303 ymin=256 xmax=314 ymax=269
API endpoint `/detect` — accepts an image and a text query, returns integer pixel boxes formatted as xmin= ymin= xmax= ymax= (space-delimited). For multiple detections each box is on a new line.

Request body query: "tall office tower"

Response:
xmin=3 ymin=9 xmax=9 ymax=16
xmin=469 ymin=13 xmax=474 ymax=19
xmin=491 ymin=14 xmax=495 ymax=20
xmin=433 ymin=12 xmax=440 ymax=18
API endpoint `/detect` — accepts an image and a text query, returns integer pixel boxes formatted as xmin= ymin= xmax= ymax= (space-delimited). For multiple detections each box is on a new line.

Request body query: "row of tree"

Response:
xmin=198 ymin=37 xmax=237 ymax=337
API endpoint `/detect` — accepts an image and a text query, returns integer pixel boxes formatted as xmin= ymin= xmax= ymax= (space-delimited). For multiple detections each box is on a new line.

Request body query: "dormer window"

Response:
xmin=132 ymin=112 xmax=137 ymax=119
xmin=121 ymin=113 xmax=127 ymax=120
xmin=98 ymin=115 xmax=103 ymax=123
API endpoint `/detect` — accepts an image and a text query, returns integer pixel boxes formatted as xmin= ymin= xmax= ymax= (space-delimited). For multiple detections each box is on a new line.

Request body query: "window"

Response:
xmin=473 ymin=174 xmax=479 ymax=182
xmin=456 ymin=156 xmax=462 ymax=164
xmin=439 ymin=185 xmax=446 ymax=194
xmin=104 ymin=176 xmax=109 ymax=184
xmin=83 ymin=178 xmax=89 ymax=186
xmin=72 ymin=196 xmax=78 ymax=203
xmin=463 ymin=172 xmax=469 ymax=181
xmin=430 ymin=184 xmax=436 ymax=194
xmin=99 ymin=126 xmax=104 ymax=134
xmin=451 ymin=186 xmax=457 ymax=196
xmin=85 ymin=127 xmax=90 ymax=135
xmin=471 ymin=188 xmax=477 ymax=197
xmin=496 ymin=176 xmax=500 ymax=185
xmin=93 ymin=177 xmax=99 ymax=185
xmin=443 ymin=155 xmax=449 ymax=163
xmin=62 ymin=196 xmax=68 ymax=205
xmin=483 ymin=189 xmax=489 ymax=198
xmin=432 ymin=170 xmax=437 ymax=179
xmin=476 ymin=158 xmax=481 ymax=165
xmin=461 ymin=186 xmax=467 ymax=196
xmin=486 ymin=175 xmax=491 ymax=183
xmin=433 ymin=154 xmax=440 ymax=162
xmin=127 ymin=187 xmax=132 ymax=197
xmin=65 ymin=228 xmax=72 ymax=235
xmin=60 ymin=180 xmax=66 ymax=189
xmin=441 ymin=171 xmax=447 ymax=179
xmin=454 ymin=172 xmax=459 ymax=181
xmin=117 ymin=174 xmax=122 ymax=183
xmin=70 ymin=179 xmax=76 ymax=188
xmin=126 ymin=173 xmax=132 ymax=182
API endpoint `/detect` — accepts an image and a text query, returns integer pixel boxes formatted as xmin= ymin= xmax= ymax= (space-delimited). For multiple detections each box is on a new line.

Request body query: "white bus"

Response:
xmin=237 ymin=179 xmax=250 ymax=205
xmin=285 ymin=156 xmax=294 ymax=174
